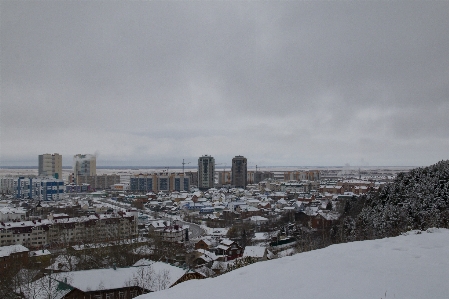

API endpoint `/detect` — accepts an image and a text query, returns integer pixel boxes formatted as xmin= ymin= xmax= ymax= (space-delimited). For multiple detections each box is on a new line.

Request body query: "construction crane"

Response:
xmin=182 ymin=159 xmax=191 ymax=174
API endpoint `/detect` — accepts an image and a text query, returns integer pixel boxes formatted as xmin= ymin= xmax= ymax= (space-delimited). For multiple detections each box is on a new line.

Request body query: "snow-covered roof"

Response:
xmin=243 ymin=246 xmax=267 ymax=258
xmin=196 ymin=249 xmax=218 ymax=262
xmin=0 ymin=244 xmax=29 ymax=257
xmin=0 ymin=206 xmax=26 ymax=214
xmin=30 ymin=249 xmax=51 ymax=257
xmin=220 ymin=239 xmax=234 ymax=246
xmin=248 ymin=216 xmax=268 ymax=222
xmin=65 ymin=262 xmax=189 ymax=292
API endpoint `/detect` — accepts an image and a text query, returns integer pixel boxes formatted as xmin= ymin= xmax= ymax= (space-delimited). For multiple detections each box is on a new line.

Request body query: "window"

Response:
xmin=106 ymin=293 xmax=114 ymax=299
xmin=118 ymin=292 xmax=125 ymax=299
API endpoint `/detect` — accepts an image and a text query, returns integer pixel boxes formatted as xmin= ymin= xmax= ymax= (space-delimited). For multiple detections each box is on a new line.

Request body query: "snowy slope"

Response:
xmin=137 ymin=228 xmax=449 ymax=299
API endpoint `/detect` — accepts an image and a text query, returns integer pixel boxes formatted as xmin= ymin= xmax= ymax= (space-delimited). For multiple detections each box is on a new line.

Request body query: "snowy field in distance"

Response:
xmin=137 ymin=228 xmax=449 ymax=299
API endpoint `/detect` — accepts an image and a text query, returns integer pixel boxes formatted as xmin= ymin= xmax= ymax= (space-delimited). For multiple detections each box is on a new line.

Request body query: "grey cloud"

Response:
xmin=1 ymin=1 xmax=448 ymax=166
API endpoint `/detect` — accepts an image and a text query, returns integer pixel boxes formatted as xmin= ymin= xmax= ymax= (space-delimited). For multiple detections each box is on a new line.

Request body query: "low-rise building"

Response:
xmin=0 ymin=244 xmax=29 ymax=269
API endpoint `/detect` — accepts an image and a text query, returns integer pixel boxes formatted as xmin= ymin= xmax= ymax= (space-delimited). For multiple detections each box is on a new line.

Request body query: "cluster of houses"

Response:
xmin=0 ymin=172 xmax=395 ymax=298
xmin=0 ymin=175 xmax=387 ymax=252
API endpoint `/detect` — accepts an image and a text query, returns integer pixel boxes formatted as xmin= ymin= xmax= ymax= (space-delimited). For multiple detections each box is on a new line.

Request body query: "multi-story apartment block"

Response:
xmin=73 ymin=154 xmax=96 ymax=183
xmin=0 ymin=211 xmax=138 ymax=249
xmin=130 ymin=173 xmax=156 ymax=193
xmin=217 ymin=170 xmax=231 ymax=186
xmin=283 ymin=170 xmax=320 ymax=181
xmin=247 ymin=171 xmax=275 ymax=184
xmin=130 ymin=173 xmax=190 ymax=193
xmin=38 ymin=153 xmax=62 ymax=179
xmin=231 ymin=156 xmax=247 ymax=188
xmin=336 ymin=179 xmax=375 ymax=194
xmin=0 ymin=207 xmax=26 ymax=222
xmin=71 ymin=174 xmax=120 ymax=190
xmin=0 ymin=177 xmax=15 ymax=194
xmin=185 ymin=171 xmax=198 ymax=187
xmin=171 ymin=173 xmax=190 ymax=192
xmin=280 ymin=180 xmax=317 ymax=193
xmin=13 ymin=177 xmax=65 ymax=200
xmin=198 ymin=155 xmax=215 ymax=190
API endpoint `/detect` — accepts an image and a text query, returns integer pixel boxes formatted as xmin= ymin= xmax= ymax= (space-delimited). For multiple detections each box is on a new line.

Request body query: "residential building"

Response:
xmin=13 ymin=177 xmax=64 ymax=200
xmin=198 ymin=155 xmax=215 ymax=190
xmin=129 ymin=173 xmax=190 ymax=193
xmin=0 ymin=177 xmax=15 ymax=194
xmin=0 ymin=210 xmax=138 ymax=249
xmin=0 ymin=244 xmax=29 ymax=270
xmin=283 ymin=170 xmax=320 ymax=181
xmin=71 ymin=174 xmax=120 ymax=190
xmin=21 ymin=262 xmax=204 ymax=299
xmin=217 ymin=170 xmax=231 ymax=186
xmin=0 ymin=207 xmax=26 ymax=222
xmin=242 ymin=246 xmax=274 ymax=261
xmin=73 ymin=154 xmax=96 ymax=183
xmin=130 ymin=173 xmax=157 ymax=193
xmin=231 ymin=155 xmax=247 ymax=188
xmin=65 ymin=183 xmax=91 ymax=193
xmin=215 ymin=239 xmax=243 ymax=261
xmin=248 ymin=171 xmax=274 ymax=184
xmin=38 ymin=153 xmax=63 ymax=179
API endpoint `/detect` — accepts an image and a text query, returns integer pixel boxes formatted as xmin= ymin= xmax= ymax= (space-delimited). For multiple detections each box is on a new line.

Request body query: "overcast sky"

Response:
xmin=1 ymin=1 xmax=448 ymax=167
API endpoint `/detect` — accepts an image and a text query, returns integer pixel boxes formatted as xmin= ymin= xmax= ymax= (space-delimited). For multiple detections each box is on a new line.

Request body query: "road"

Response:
xmin=174 ymin=220 xmax=204 ymax=240
xmin=97 ymin=198 xmax=205 ymax=239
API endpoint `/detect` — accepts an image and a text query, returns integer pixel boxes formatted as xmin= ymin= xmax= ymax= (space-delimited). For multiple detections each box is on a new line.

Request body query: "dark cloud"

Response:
xmin=1 ymin=1 xmax=448 ymax=166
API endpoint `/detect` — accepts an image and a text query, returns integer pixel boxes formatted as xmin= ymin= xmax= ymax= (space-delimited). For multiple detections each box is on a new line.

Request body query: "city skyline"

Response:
xmin=1 ymin=2 xmax=448 ymax=167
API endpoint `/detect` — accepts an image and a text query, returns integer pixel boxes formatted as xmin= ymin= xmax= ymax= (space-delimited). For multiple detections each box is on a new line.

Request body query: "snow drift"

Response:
xmin=137 ymin=228 xmax=449 ymax=299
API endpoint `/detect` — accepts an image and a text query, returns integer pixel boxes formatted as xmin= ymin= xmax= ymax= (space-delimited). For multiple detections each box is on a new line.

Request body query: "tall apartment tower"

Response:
xmin=73 ymin=154 xmax=96 ymax=183
xmin=232 ymin=155 xmax=247 ymax=188
xmin=38 ymin=153 xmax=62 ymax=179
xmin=198 ymin=155 xmax=215 ymax=190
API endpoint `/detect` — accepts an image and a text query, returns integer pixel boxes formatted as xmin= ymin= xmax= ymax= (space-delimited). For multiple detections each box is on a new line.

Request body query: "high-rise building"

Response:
xmin=232 ymin=155 xmax=247 ymax=188
xmin=38 ymin=153 xmax=62 ymax=179
xmin=73 ymin=154 xmax=96 ymax=183
xmin=198 ymin=155 xmax=215 ymax=190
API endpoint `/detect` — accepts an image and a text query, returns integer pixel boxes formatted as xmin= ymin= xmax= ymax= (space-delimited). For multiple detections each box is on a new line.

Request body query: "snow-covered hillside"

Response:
xmin=137 ymin=228 xmax=449 ymax=299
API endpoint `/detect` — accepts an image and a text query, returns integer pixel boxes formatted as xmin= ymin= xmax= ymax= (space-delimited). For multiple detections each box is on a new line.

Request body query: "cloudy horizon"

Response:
xmin=1 ymin=1 xmax=448 ymax=167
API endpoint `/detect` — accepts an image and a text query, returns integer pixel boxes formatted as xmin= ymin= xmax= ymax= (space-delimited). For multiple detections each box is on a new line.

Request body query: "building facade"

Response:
xmin=247 ymin=171 xmax=275 ymax=184
xmin=217 ymin=171 xmax=231 ymax=186
xmin=0 ymin=177 xmax=15 ymax=194
xmin=71 ymin=174 xmax=120 ymax=190
xmin=38 ymin=153 xmax=63 ymax=179
xmin=73 ymin=154 xmax=96 ymax=183
xmin=0 ymin=211 xmax=138 ymax=249
xmin=198 ymin=155 xmax=215 ymax=190
xmin=231 ymin=156 xmax=247 ymax=188
xmin=13 ymin=177 xmax=65 ymax=200
xmin=283 ymin=170 xmax=320 ymax=181
xmin=129 ymin=173 xmax=190 ymax=193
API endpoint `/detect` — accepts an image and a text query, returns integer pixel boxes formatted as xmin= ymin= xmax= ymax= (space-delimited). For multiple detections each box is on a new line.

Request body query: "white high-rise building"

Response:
xmin=38 ymin=153 xmax=62 ymax=179
xmin=198 ymin=155 xmax=215 ymax=190
xmin=73 ymin=154 xmax=96 ymax=183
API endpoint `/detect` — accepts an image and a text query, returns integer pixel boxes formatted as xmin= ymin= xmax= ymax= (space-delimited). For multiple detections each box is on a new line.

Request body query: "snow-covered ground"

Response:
xmin=137 ymin=228 xmax=449 ymax=299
